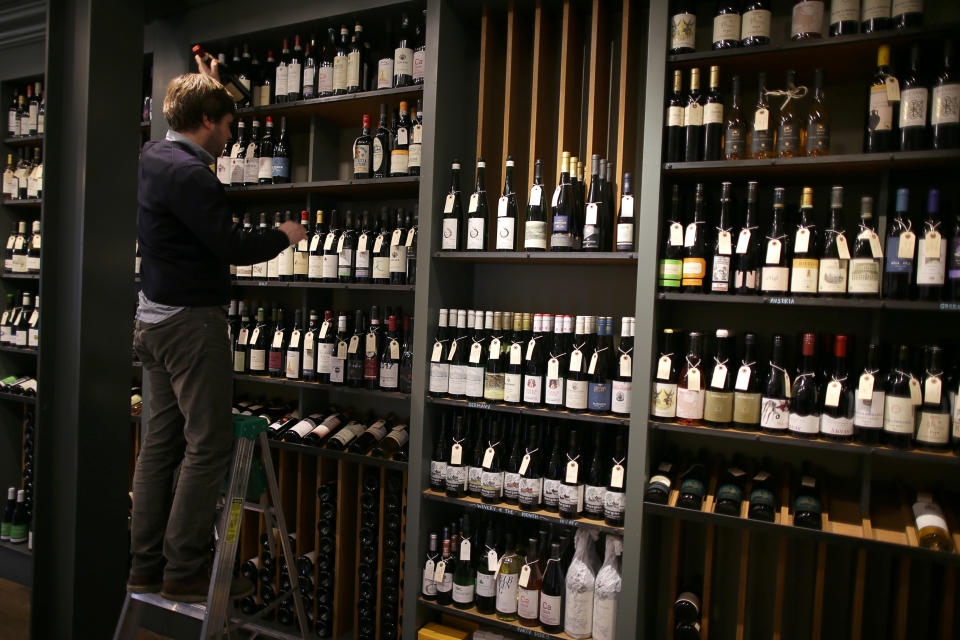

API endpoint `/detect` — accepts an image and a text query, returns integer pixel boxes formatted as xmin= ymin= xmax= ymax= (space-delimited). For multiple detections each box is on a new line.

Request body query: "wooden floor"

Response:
xmin=0 ymin=579 xmax=175 ymax=640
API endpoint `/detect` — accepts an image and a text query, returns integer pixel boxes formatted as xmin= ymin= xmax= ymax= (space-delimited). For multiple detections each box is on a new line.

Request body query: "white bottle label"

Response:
xmin=883 ymin=395 xmax=915 ymax=434
xmin=789 ymin=412 xmax=820 ymax=434
xmin=525 ymin=220 xmax=548 ymax=250
xmin=504 ymin=372 xmax=522 ymax=403
xmin=540 ymin=593 xmax=562 ymax=626
xmin=916 ymin=236 xmax=946 ymax=285
xmin=666 ymin=106 xmax=684 ymax=128
xmin=496 ymin=217 xmax=515 ymax=250
xmin=476 ymin=572 xmax=496 ymax=597
xmin=465 ymin=365 xmax=484 ymax=397
xmin=676 ymin=388 xmax=705 ymax=420
xmin=466 ymin=217 xmax=485 ymax=250
xmin=900 ymin=87 xmax=929 ymax=128
xmin=792 ymin=1 xmax=824 ymax=36
xmin=518 ymin=587 xmax=540 ymax=619
xmin=703 ymin=102 xmax=724 ymax=125
xmin=742 ymin=9 xmax=772 ymax=38
xmin=670 ymin=12 xmax=696 ymax=50
xmin=442 ymin=218 xmax=459 ymax=250
xmin=932 ymin=84 xmax=960 ymax=126
xmin=869 ymin=86 xmax=894 ymax=132
xmin=394 ymin=47 xmax=414 ymax=76
xmin=612 ymin=379 xmax=632 ymax=414
xmin=565 ymin=379 xmax=588 ymax=410
xmin=854 ymin=390 xmax=885 ymax=429
xmin=564 ymin=589 xmax=594 ymax=637
xmin=831 ymin=0 xmax=860 ymax=23
xmin=429 ymin=363 xmax=450 ymax=393
xmin=452 ymin=582 xmax=475 ymax=604
xmin=916 ymin=411 xmax=950 ymax=445
xmin=862 ymin=0 xmax=892 ymax=20
xmin=848 ymin=259 xmax=881 ymax=294
xmin=820 ymin=414 xmax=853 ymax=437
xmin=523 ymin=375 xmax=543 ymax=404
xmin=713 ymin=13 xmax=741 ymax=43
xmin=818 ymin=258 xmax=848 ymax=293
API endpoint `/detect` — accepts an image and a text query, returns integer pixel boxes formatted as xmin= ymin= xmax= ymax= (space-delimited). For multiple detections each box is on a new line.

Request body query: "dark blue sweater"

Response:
xmin=137 ymin=139 xmax=288 ymax=306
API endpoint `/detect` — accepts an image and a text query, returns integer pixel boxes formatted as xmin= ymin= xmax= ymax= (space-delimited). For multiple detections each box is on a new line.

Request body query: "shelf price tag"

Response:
xmin=718 ymin=231 xmax=732 ymax=255
xmin=765 ymin=239 xmax=781 ymax=264
xmin=924 ymin=231 xmax=942 ymax=259
xmin=735 ymin=365 xmax=751 ymax=391
xmin=858 ymin=373 xmax=874 ymax=401
xmin=710 ymin=364 xmax=727 ymax=389
xmin=835 ymin=234 xmax=851 ymax=260
xmin=669 ymin=223 xmax=684 ymax=247
xmin=736 ymin=229 xmax=751 ymax=254
xmin=824 ymin=380 xmax=842 ymax=407
xmin=657 ymin=355 xmax=672 ymax=380
xmin=898 ymin=231 xmax=916 ymax=259
xmin=924 ymin=376 xmax=941 ymax=405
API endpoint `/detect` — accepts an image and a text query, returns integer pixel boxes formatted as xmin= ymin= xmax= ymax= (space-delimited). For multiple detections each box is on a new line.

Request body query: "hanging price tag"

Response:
xmin=489 ymin=338 xmax=501 ymax=359
xmin=909 ymin=377 xmax=922 ymax=405
xmin=587 ymin=352 xmax=599 ymax=375
xmin=433 ymin=560 xmax=446 ymax=583
xmin=868 ymin=232 xmax=883 ymax=258
xmin=289 ymin=330 xmax=301 ymax=349
xmin=348 ymin=335 xmax=360 ymax=354
xmin=898 ymin=231 xmax=916 ymax=259
xmin=391 ymin=229 xmax=403 ymax=246
xmin=858 ymin=373 xmax=875 ymax=401
xmin=336 ymin=235 xmax=345 ymax=254
xmin=684 ymin=223 xmax=698 ymax=248
xmin=406 ymin=228 xmax=416 ymax=247
xmin=885 ymin=76 xmax=901 ymax=102
xmin=443 ymin=194 xmax=456 ymax=213
xmin=620 ymin=354 xmax=631 ymax=377
xmin=687 ymin=367 xmax=701 ymax=391
xmin=390 ymin=339 xmax=400 ymax=359
xmin=304 ymin=332 xmax=315 ymax=350
xmin=447 ymin=340 xmax=458 ymax=361
xmin=482 ymin=446 xmax=496 ymax=469
xmin=510 ymin=343 xmax=522 ymax=365
xmin=833 ymin=234 xmax=850 ymax=260
xmin=365 ymin=333 xmax=377 ymax=354
xmin=784 ymin=370 xmax=792 ymax=398
xmin=324 ymin=233 xmax=335 ymax=251
xmin=621 ymin=195 xmax=634 ymax=218
xmin=924 ymin=231 xmax=942 ymax=259
xmin=611 ymin=464 xmax=625 ymax=489
xmin=519 ymin=454 xmax=531 ymax=475
xmin=237 ymin=328 xmax=249 ymax=346
xmin=519 ymin=564 xmax=531 ymax=588
xmin=718 ymin=231 xmax=732 ymax=255
xmin=432 ymin=341 xmax=444 ymax=362
xmin=374 ymin=236 xmax=384 ymax=253
xmin=460 ymin=539 xmax=471 ymax=561
xmin=925 ymin=376 xmax=942 ymax=405
xmin=565 ymin=460 xmax=579 ymax=483
xmin=735 ymin=365 xmax=751 ymax=391
xmin=765 ymin=239 xmax=781 ymax=264
xmin=451 ymin=443 xmax=463 ymax=465
xmin=710 ymin=363 xmax=727 ymax=389
xmin=754 ymin=107 xmax=769 ymax=131
xmin=319 ymin=321 xmax=330 ymax=339
xmin=498 ymin=196 xmax=508 ymax=217
xmin=526 ymin=339 xmax=537 ymax=361
xmin=487 ymin=549 xmax=499 ymax=572
xmin=529 ymin=185 xmax=542 ymax=206
xmin=794 ymin=228 xmax=810 ymax=253
xmin=469 ymin=342 xmax=483 ymax=363
xmin=585 ymin=203 xmax=599 ymax=225
xmin=569 ymin=349 xmax=583 ymax=372
xmin=669 ymin=222 xmax=684 ymax=246
xmin=358 ymin=234 xmax=368 ymax=253
xmin=824 ymin=380 xmax=842 ymax=407
xmin=468 ymin=193 xmax=479 ymax=213
xmin=547 ymin=357 xmax=560 ymax=379
xmin=657 ymin=355 xmax=672 ymax=380
xmin=337 ymin=341 xmax=348 ymax=359
xmin=736 ymin=229 xmax=751 ymax=254
xmin=310 ymin=235 xmax=321 ymax=251
xmin=424 ymin=558 xmax=435 ymax=579
xmin=272 ymin=331 xmax=284 ymax=349
xmin=551 ymin=186 xmax=560 ymax=208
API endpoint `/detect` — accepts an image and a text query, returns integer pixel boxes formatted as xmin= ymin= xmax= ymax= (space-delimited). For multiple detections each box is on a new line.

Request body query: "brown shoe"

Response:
xmin=161 ymin=571 xmax=255 ymax=603
xmin=126 ymin=571 xmax=163 ymax=594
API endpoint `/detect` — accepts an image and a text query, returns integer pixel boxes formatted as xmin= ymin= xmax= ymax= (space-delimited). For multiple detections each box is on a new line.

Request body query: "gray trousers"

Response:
xmin=131 ymin=306 xmax=233 ymax=581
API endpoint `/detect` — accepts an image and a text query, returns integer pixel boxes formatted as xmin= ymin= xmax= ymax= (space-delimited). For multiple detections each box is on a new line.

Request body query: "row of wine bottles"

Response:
xmin=216 ymin=116 xmax=291 ymax=185
xmin=230 ymin=302 xmax=414 ymax=393
xmin=428 ymin=309 xmax=635 ymax=416
xmin=669 ymin=0 xmax=925 ymax=54
xmin=439 ymin=154 xmax=636 ymax=253
xmin=646 ymin=450 xmax=954 ymax=552
xmin=6 ymin=82 xmax=44 ymax=137
xmin=0 ymin=412 xmax=34 ymax=545
xmin=352 ymin=99 xmax=424 ymax=178
xmin=225 ymin=207 xmax=417 ymax=285
xmin=422 ymin=515 xmax=622 ymax=640
xmin=261 ymin=405 xmax=409 ymax=458
xmin=378 ymin=469 xmax=404 ymax=640
xmin=430 ymin=408 xmax=627 ymax=525
xmin=2 ymin=148 xmax=43 ymax=200
xmin=0 ymin=291 xmax=39 ymax=349
xmin=660 ymin=183 xmax=960 ymax=301
xmin=652 ymin=328 xmax=960 ymax=452
xmin=3 ymin=221 xmax=41 ymax=274
xmin=0 ymin=375 xmax=36 ymax=396
xmin=198 ymin=11 xmax=425 ymax=108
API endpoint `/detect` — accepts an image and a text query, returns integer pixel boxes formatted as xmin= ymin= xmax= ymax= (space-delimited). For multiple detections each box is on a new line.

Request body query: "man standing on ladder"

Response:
xmin=128 ymin=60 xmax=306 ymax=601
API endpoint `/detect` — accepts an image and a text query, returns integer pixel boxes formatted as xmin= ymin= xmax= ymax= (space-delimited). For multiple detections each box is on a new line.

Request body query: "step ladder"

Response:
xmin=114 ymin=416 xmax=309 ymax=640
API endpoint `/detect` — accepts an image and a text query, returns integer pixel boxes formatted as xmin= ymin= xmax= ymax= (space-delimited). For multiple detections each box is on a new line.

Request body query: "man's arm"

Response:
xmin=166 ymin=164 xmax=303 ymax=265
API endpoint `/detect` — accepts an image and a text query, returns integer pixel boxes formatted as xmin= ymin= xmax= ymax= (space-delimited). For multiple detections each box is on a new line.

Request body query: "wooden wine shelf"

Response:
xmin=269 ymin=438 xmax=407 ymax=472
xmin=648 ymin=420 xmax=959 ymax=465
xmin=644 ymin=483 xmax=960 ymax=566
xmin=0 ymin=391 xmax=34 ymax=404
xmin=1 ymin=272 xmax=39 ymax=280
xmin=424 ymin=396 xmax=630 ymax=426
xmin=231 ymin=279 xmax=415 ymax=292
xmin=663 ymin=150 xmax=960 ymax=177
xmin=234 ymin=85 xmax=424 ymax=128
xmin=433 ymin=251 xmax=638 ymax=265
xmin=233 ymin=372 xmax=411 ymax=401
xmin=422 ymin=489 xmax=624 ymax=535
xmin=3 ymin=134 xmax=43 ymax=147
xmin=0 ymin=345 xmax=37 ymax=355
xmin=2 ymin=198 xmax=42 ymax=208
xmin=223 ymin=175 xmax=419 ymax=199
xmin=418 ymin=599 xmax=579 ymax=640
xmin=657 ymin=291 xmax=960 ymax=313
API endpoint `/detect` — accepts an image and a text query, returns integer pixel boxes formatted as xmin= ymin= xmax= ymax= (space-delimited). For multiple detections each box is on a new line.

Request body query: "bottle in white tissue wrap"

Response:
xmin=564 ymin=528 xmax=599 ymax=638
xmin=592 ymin=534 xmax=622 ymax=640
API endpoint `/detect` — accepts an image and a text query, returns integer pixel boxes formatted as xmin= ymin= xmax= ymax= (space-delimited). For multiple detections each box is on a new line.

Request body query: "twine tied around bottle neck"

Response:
xmin=764 ymin=84 xmax=808 ymax=110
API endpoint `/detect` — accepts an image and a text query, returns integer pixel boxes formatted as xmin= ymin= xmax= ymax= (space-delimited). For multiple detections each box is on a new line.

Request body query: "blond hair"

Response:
xmin=162 ymin=73 xmax=234 ymax=132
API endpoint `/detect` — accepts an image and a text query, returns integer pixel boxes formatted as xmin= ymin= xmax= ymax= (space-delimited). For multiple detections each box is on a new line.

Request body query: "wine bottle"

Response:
xmin=539 ymin=542 xmax=565 ymax=632
xmin=466 ymin=158 xmax=489 ymax=251
xmin=830 ymin=0 xmax=860 ymax=35
xmin=748 ymin=464 xmax=777 ymax=521
xmin=865 ymin=45 xmax=897 ymax=153
xmin=372 ymin=104 xmax=391 ymax=179
xmin=389 ymin=208 xmax=408 ymax=285
xmin=846 ymin=196 xmax=882 ymax=296
xmin=544 ymin=315 xmax=568 ymax=408
xmin=819 ymin=185 xmax=850 ymax=296
xmin=733 ymin=181 xmax=761 ymax=293
xmin=794 ymin=467 xmax=823 ymax=529
xmin=913 ymin=494 xmax=954 ymax=551
xmin=820 ymin=334 xmax=854 ymax=441
xmin=884 ymin=344 xmax=918 ymax=449
xmin=435 ymin=536 xmax=454 ymax=605
xmin=665 ymin=70 xmax=686 ymax=163
xmin=496 ymin=533 xmax=521 ymax=621
xmin=517 ymin=420 xmax=542 ymax=510
xmin=337 ymin=210 xmax=356 ymax=282
xmin=229 ymin=119 xmax=247 ymax=187
xmin=682 ymin=183 xmax=708 ymax=292
xmin=615 ymin=173 xmax=635 ymax=252
xmin=792 ymin=0 xmax=825 ymax=40
xmin=760 ymin=187 xmax=791 ymax=294
xmin=659 ymin=185 xmax=684 ymax=291
xmin=710 ymin=182 xmax=735 ymax=293
xmin=704 ymin=329 xmax=735 ymax=427
xmin=480 ymin=417 xmax=504 ymax=503
xmin=363 ymin=306 xmax=383 ymax=389
xmin=677 ymin=330 xmax=706 ymax=424
xmin=652 ymin=328 xmax=681 ymax=419
xmin=371 ymin=207 xmax=392 ymax=284
xmin=749 ymin=72 xmax=774 ymax=158
xmin=193 ymin=45 xmax=252 ymax=104
xmin=428 ymin=309 xmax=451 ymax=396
xmin=390 ymin=101 xmax=410 ymax=177
xmin=916 ymin=189 xmax=946 ymax=300
xmin=741 ymin=0 xmax=772 ymax=46
xmin=721 ymin=74 xmax=748 ymax=160
xmin=8 ymin=490 xmax=26 ymax=544
xmin=525 ymin=159 xmax=548 ymax=251
xmin=233 ymin=305 xmax=251 ymax=374
xmin=353 ymin=114 xmax=373 ymax=179
xmin=588 ymin=317 xmax=613 ymax=412
xmin=583 ymin=431 xmax=607 ymax=519
xmin=464 ymin=311 xmax=487 ymax=400
xmin=517 ymin=536 xmax=543 ymax=627
xmin=947 ymin=213 xmax=960 ymax=302
xmin=445 ymin=414 xmax=468 ymax=497
xmin=677 ymin=459 xmax=708 ymax=509
xmin=582 ymin=156 xmax=603 ymax=250
xmin=267 ymin=308 xmax=287 ymax=378
xmin=248 ymin=307 xmax=268 ymax=374
xmin=932 ymin=40 xmax=959 ymax=150
xmin=789 ymin=333 xmax=820 ymax=438
xmin=915 ymin=345 xmax=950 ymax=449
xmin=713 ymin=2 xmax=741 ymax=49
xmin=565 ymin=316 xmax=590 ymax=412
xmin=602 ymin=435 xmax=627 ymax=527
xmin=861 ymin=0 xmax=892 ymax=33
xmin=496 ymin=156 xmax=519 ymax=251
xmin=378 ymin=315 xmax=400 ymax=391
xmin=776 ymin=70 xmax=802 ymax=157
xmin=484 ymin=312 xmax=506 ymax=402
xmin=429 ymin=414 xmax=449 ymax=492
xmin=303 ymin=411 xmax=346 ymax=446
xmin=447 ymin=309 xmax=468 ymax=399
xmin=414 ymin=10 xmax=427 ymax=84
xmin=542 ymin=426 xmax=563 ymax=512
xmin=284 ymin=309 xmax=303 ymax=379
xmin=400 ymin=314 xmax=415 ymax=393
xmin=805 ymin=68 xmax=831 ymax=156
xmin=669 ymin=1 xmax=697 ymax=54
xmin=885 ymin=188 xmax=915 ymax=299
xmin=503 ymin=312 xmax=528 ymax=405
xmin=475 ymin=525 xmax=498 ymax=613
xmin=853 ymin=340 xmax=885 ymax=444
xmin=900 ymin=44 xmax=929 ymax=151
xmin=271 ymin=116 xmax=290 ymax=183
xmin=612 ymin=317 xmax=634 ymax=416
xmin=394 ymin=13 xmax=414 ymax=87
xmin=502 ymin=416 xmax=523 ymax=504
xmin=452 ymin=518 xmax=476 ymax=608
xmin=551 ymin=152 xmax=575 ymax=251
xmin=700 ymin=67 xmax=725 ymax=162
xmin=684 ymin=68 xmax=705 ymax=162
xmin=523 ymin=313 xmax=548 ymax=406
xmin=733 ymin=332 xmax=762 ymax=429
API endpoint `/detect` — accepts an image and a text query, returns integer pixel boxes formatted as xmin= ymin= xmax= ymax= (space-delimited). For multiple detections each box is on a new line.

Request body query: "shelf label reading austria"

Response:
xmin=767 ymin=297 xmax=795 ymax=305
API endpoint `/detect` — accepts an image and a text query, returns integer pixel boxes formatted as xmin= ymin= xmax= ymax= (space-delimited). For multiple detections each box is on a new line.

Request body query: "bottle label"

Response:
xmin=584 ymin=484 xmax=606 ymax=518
xmin=484 ymin=371 xmax=505 ymax=401
xmin=776 ymin=123 xmax=800 ymax=153
xmin=449 ymin=581 xmax=475 ymax=605
xmin=389 ymin=243 xmax=407 ymax=274
xmin=704 ymin=390 xmax=734 ymax=422
xmin=376 ymin=58 xmax=394 ymax=89
xmin=892 ymin=0 xmax=922 ymax=15
xmin=465 ymin=217 xmax=486 ymax=250
xmin=390 ymin=149 xmax=409 ymax=175
xmin=524 ymin=220 xmax=548 ymax=250
xmin=862 ymin=0 xmax=892 ymax=19
xmin=468 ymin=466 xmax=484 ymax=494
xmin=408 ymin=142 xmax=422 ymax=168
xmin=353 ymin=143 xmax=370 ymax=174
xmin=702 ymin=103 xmax=723 ymax=127
xmin=724 ymin=125 xmax=745 ymax=156
xmin=587 ymin=382 xmax=611 ymax=412
xmin=790 ymin=258 xmax=819 ymax=293
xmin=791 ymin=1 xmax=824 ymax=36
xmin=818 ymin=258 xmax=848 ymax=293
xmin=275 ymin=63 xmax=288 ymax=97
xmin=914 ymin=500 xmax=949 ymax=533
xmin=413 ymin=49 xmax=426 ymax=80
xmin=565 ymin=379 xmax=588 ymax=410
xmin=831 ymin=0 xmax=859 ymax=22
xmin=676 ymin=387 xmax=705 ymax=420
xmin=540 ymin=592 xmax=562 ymax=626
xmin=900 ymin=87 xmax=929 ymax=128
xmin=820 ymin=413 xmax=854 ymax=437
xmin=465 ymin=365 xmax=485 ymax=398
xmin=733 ymin=392 xmax=761 ymax=425
xmin=518 ymin=586 xmax=539 ymax=619
xmin=670 ymin=12 xmax=696 ymax=50
xmin=333 ymin=56 xmax=347 ymax=91
xmin=713 ymin=13 xmax=741 ymax=43
xmin=681 ymin=257 xmax=706 ymax=287
xmin=761 ymin=265 xmax=789 ymax=292
xmin=440 ymin=218 xmax=460 ymax=250
xmin=542 ymin=478 xmax=561 ymax=507
xmin=760 ymin=397 xmax=790 ymax=430
xmin=429 ymin=363 xmax=449 ymax=393
xmin=558 ymin=482 xmax=584 ymax=514
xmin=883 ymin=395 xmax=915 ymax=434
xmin=495 ymin=572 xmax=518 ymax=614
xmin=496 ymin=217 xmax=515 ymax=250
xmin=476 ymin=571 xmax=495 ymax=597
xmin=604 ymin=490 xmax=625 ymax=521
xmin=394 ymin=47 xmax=414 ymax=76
xmin=272 ymin=157 xmax=290 ymax=179
xmin=869 ymin=86 xmax=894 ymax=132
xmin=429 ymin=460 xmax=447 ymax=489
xmin=446 ymin=464 xmax=467 ymax=492
xmin=847 ymin=258 xmax=881 ymax=293
xmin=612 ymin=379 xmax=632 ymax=414
xmin=659 ymin=259 xmax=683 ymax=288
xmin=854 ymin=390 xmax=884 ymax=429
xmin=523 ymin=375 xmax=543 ymax=404
xmin=711 ymin=255 xmax=731 ymax=292
xmin=916 ymin=237 xmax=946 ymax=285
xmin=249 ymin=349 xmax=266 ymax=371
xmin=448 ymin=364 xmax=467 ymax=395
xmin=519 ymin=476 xmax=542 ymax=506
xmin=806 ymin=121 xmax=830 ymax=153
xmin=750 ymin=126 xmax=773 ymax=154
xmin=379 ymin=360 xmax=399 ymax=388
xmin=500 ymin=372 xmax=521 ymax=403
xmin=885 ymin=237 xmax=914 ymax=274
xmin=481 ymin=470 xmax=503 ymax=499
xmin=789 ymin=412 xmax=820 ymax=434
xmin=932 ymin=84 xmax=960 ymax=126
xmin=652 ymin=382 xmax=678 ymax=417
xmin=741 ymin=9 xmax=772 ymax=38
xmin=503 ymin=471 xmax=521 ymax=500
xmin=916 ymin=411 xmax=949 ymax=445
xmin=666 ymin=105 xmax=684 ymax=128
xmin=346 ymin=51 xmax=360 ymax=88
xmin=564 ymin=590 xmax=594 ymax=637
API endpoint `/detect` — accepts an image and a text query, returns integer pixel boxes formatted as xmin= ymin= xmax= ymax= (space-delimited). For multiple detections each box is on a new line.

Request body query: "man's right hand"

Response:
xmin=279 ymin=221 xmax=308 ymax=246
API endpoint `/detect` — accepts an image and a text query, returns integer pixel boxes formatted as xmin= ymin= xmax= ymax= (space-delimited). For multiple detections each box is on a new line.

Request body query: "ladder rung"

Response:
xmin=242 ymin=501 xmax=275 ymax=514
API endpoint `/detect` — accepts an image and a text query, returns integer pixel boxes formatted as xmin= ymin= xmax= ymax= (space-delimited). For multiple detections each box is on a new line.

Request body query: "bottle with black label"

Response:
xmin=776 ymin=70 xmax=802 ymax=158
xmin=749 ymin=72 xmax=774 ymax=159
xmin=724 ymin=74 xmax=746 ymax=160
